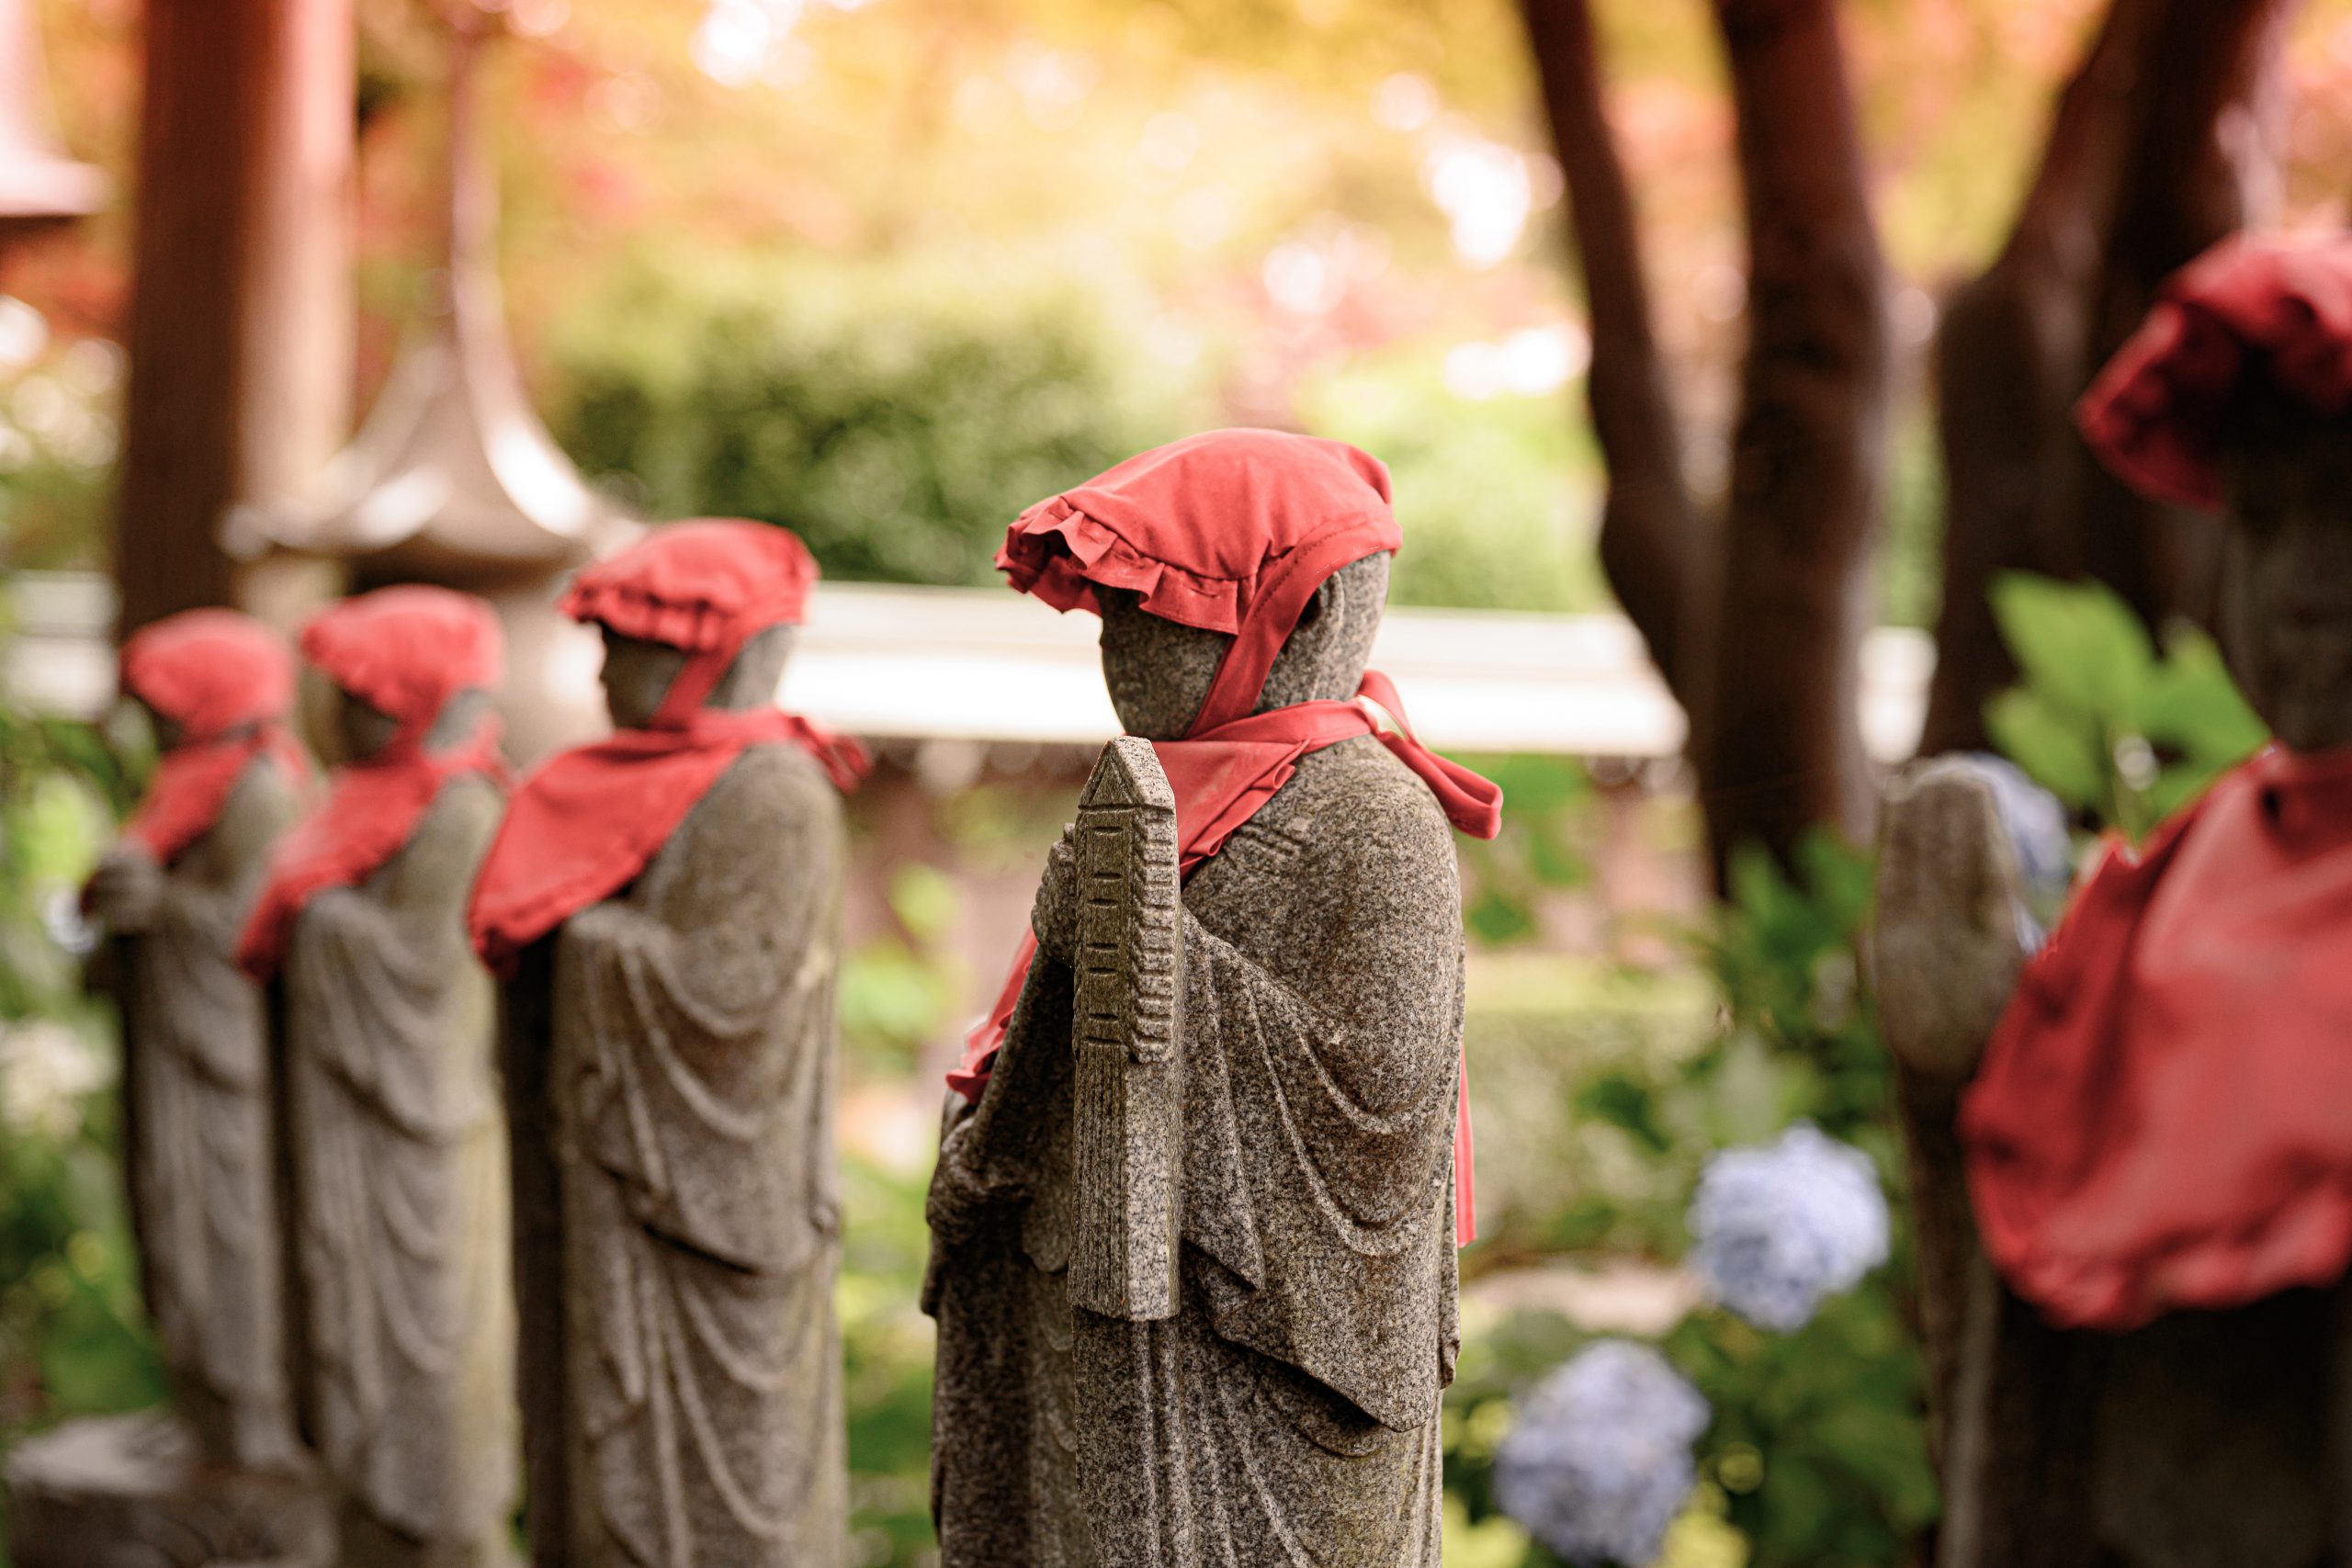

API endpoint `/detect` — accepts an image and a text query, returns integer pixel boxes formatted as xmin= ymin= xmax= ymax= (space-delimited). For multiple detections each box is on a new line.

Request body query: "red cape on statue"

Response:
xmin=2076 ymin=234 xmax=2352 ymax=511
xmin=237 ymin=587 xmax=506 ymax=982
xmin=109 ymin=610 xmax=310 ymax=870
xmin=467 ymin=521 xmax=869 ymax=977
xmin=1964 ymin=747 xmax=2352 ymax=1328
xmin=955 ymin=429 xmax=1502 ymax=1244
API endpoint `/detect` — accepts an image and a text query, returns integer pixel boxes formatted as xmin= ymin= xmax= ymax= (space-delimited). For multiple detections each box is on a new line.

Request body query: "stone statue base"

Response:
xmin=3 ymin=1412 xmax=332 ymax=1568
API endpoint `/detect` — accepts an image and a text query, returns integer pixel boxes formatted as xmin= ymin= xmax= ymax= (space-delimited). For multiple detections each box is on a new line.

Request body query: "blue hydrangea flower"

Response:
xmin=1952 ymin=751 xmax=2075 ymax=924
xmin=1494 ymin=1339 xmax=1709 ymax=1567
xmin=1687 ymin=1123 xmax=1890 ymax=1332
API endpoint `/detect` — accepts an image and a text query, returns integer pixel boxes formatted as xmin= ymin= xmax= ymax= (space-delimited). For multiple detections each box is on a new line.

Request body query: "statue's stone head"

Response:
xmin=1099 ymin=552 xmax=1389 ymax=739
xmin=599 ymin=623 xmax=797 ymax=730
xmin=134 ymin=697 xmax=184 ymax=754
xmin=334 ymin=685 xmax=401 ymax=763
xmin=2216 ymin=397 xmax=2352 ymax=752
xmin=333 ymin=683 xmax=492 ymax=763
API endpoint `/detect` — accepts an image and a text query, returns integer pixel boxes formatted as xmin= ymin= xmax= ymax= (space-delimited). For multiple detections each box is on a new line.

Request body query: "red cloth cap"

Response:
xmin=109 ymin=611 xmax=309 ymax=870
xmin=2077 ymin=234 xmax=2352 ymax=510
xmin=1000 ymin=428 xmax=1397 ymax=636
xmin=120 ymin=609 xmax=295 ymax=739
xmin=562 ymin=519 xmax=815 ymax=649
xmin=1001 ymin=429 xmax=1400 ymax=737
xmin=560 ymin=520 xmax=819 ymax=725
xmin=300 ymin=586 xmax=504 ymax=755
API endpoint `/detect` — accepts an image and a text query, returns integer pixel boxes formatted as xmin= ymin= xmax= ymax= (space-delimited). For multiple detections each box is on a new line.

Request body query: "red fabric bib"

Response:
xmin=110 ymin=611 xmax=309 ymax=869
xmin=964 ymin=431 xmax=1502 ymax=1243
xmin=468 ymin=521 xmax=870 ymax=976
xmin=1963 ymin=747 xmax=2352 ymax=1328
xmin=2077 ymin=234 xmax=2352 ymax=510
xmin=237 ymin=588 xmax=506 ymax=982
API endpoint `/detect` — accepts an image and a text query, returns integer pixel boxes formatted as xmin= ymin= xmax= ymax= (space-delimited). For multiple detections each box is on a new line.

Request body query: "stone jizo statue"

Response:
xmin=85 ymin=610 xmax=311 ymax=1475
xmin=1877 ymin=234 xmax=2352 ymax=1568
xmin=925 ymin=430 xmax=1502 ymax=1566
xmin=238 ymin=585 xmax=517 ymax=1568
xmin=7 ymin=611 xmax=333 ymax=1568
xmin=470 ymin=521 xmax=868 ymax=1568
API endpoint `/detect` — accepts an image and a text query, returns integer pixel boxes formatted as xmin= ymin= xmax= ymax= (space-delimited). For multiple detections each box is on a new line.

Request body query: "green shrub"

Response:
xmin=0 ymin=661 xmax=157 ymax=1482
xmin=1296 ymin=343 xmax=1606 ymax=615
xmin=549 ymin=253 xmax=1209 ymax=587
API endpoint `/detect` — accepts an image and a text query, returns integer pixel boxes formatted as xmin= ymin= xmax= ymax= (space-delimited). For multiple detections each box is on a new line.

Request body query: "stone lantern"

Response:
xmin=228 ymin=12 xmax=634 ymax=762
xmin=0 ymin=0 xmax=103 ymax=243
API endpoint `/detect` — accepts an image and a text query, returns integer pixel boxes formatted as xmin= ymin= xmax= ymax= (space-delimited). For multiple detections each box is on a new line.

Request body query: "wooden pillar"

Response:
xmin=115 ymin=0 xmax=351 ymax=635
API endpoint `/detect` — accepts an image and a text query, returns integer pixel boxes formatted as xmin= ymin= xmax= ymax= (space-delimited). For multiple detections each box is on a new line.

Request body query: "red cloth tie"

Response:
xmin=468 ymin=520 xmax=869 ymax=976
xmin=1964 ymin=746 xmax=2352 ymax=1327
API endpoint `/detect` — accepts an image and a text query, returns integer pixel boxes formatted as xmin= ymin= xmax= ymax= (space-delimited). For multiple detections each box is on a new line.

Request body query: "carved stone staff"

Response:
xmin=1069 ymin=737 xmax=1184 ymax=1323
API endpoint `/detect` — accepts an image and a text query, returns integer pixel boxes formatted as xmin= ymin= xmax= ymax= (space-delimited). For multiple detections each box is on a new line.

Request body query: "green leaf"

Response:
xmin=1983 ymin=687 xmax=2106 ymax=808
xmin=2141 ymin=626 xmax=2269 ymax=763
xmin=1988 ymin=572 xmax=2157 ymax=725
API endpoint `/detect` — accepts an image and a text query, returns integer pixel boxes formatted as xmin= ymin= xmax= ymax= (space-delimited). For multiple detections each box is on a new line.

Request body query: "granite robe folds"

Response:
xmin=470 ymin=521 xmax=866 ymax=1568
xmin=928 ymin=744 xmax=1465 ymax=1567
xmin=550 ymin=747 xmax=847 ymax=1568
xmin=94 ymin=611 xmax=310 ymax=1472
xmin=926 ymin=431 xmax=1498 ymax=1567
xmin=242 ymin=587 xmax=517 ymax=1567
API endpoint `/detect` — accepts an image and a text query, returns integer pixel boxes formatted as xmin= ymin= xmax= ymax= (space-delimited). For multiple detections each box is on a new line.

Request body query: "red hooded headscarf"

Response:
xmin=2075 ymin=234 xmax=2352 ymax=511
xmin=237 ymin=587 xmax=507 ymax=982
xmin=956 ymin=428 xmax=1503 ymax=1244
xmin=1966 ymin=235 xmax=2352 ymax=1328
xmin=109 ymin=610 xmax=310 ymax=869
xmin=467 ymin=520 xmax=870 ymax=977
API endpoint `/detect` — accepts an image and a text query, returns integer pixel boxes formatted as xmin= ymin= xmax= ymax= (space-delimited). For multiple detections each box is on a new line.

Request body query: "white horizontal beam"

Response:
xmin=6 ymin=571 xmax=1930 ymax=762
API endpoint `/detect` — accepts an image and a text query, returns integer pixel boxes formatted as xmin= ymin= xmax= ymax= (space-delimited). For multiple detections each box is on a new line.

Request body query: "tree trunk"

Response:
xmin=1700 ymin=0 xmax=1891 ymax=866
xmin=1517 ymin=0 xmax=1701 ymax=703
xmin=1521 ymin=0 xmax=1887 ymax=872
xmin=2076 ymin=0 xmax=2293 ymax=630
xmin=1923 ymin=0 xmax=2294 ymax=753
xmin=115 ymin=0 xmax=351 ymax=636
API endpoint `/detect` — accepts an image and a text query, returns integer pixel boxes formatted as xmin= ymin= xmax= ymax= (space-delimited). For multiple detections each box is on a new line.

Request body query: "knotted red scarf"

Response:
xmin=109 ymin=610 xmax=309 ymax=869
xmin=237 ymin=587 xmax=506 ymax=982
xmin=956 ymin=429 xmax=1502 ymax=1243
xmin=2077 ymin=234 xmax=2352 ymax=510
xmin=468 ymin=521 xmax=870 ymax=977
xmin=1964 ymin=747 xmax=2352 ymax=1327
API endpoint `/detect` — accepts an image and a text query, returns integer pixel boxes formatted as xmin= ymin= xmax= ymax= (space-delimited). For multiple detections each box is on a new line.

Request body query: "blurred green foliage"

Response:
xmin=0 ymin=646 xmax=160 ymax=1540
xmin=1296 ymin=346 xmax=1607 ymax=615
xmin=1984 ymin=572 xmax=2268 ymax=840
xmin=1446 ymin=829 xmax=1935 ymax=1568
xmin=550 ymin=253 xmax=1208 ymax=589
xmin=1453 ymin=755 xmax=1599 ymax=945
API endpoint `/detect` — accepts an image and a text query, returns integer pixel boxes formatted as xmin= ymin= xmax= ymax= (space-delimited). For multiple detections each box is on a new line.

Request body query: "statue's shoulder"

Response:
xmin=1282 ymin=737 xmax=1453 ymax=862
xmin=705 ymin=740 xmax=846 ymax=836
xmin=433 ymin=766 xmax=506 ymax=823
xmin=413 ymin=769 xmax=506 ymax=861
